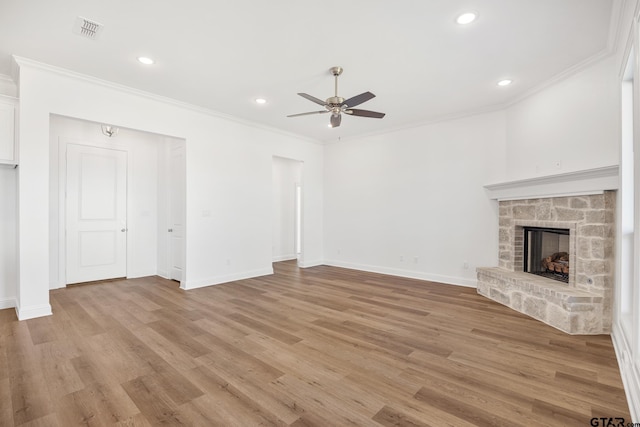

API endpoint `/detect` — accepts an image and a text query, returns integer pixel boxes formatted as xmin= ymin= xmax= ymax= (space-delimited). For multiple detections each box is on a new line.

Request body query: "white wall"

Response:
xmin=48 ymin=115 xmax=173 ymax=288
xmin=323 ymin=111 xmax=507 ymax=287
xmin=0 ymin=166 xmax=16 ymax=308
xmin=505 ymin=55 xmax=620 ymax=180
xmin=15 ymin=58 xmax=324 ymax=318
xmin=272 ymin=156 xmax=302 ymax=262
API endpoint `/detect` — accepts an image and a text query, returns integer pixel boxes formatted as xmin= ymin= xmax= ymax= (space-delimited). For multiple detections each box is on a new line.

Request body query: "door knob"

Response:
xmin=121 ymin=228 xmax=127 ymax=232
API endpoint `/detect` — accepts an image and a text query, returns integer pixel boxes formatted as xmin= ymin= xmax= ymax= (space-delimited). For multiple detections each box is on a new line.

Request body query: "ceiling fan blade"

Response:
xmin=330 ymin=113 xmax=342 ymax=128
xmin=344 ymin=108 xmax=385 ymax=119
xmin=343 ymin=91 xmax=375 ymax=108
xmin=287 ymin=110 xmax=329 ymax=117
xmin=298 ymin=93 xmax=327 ymax=106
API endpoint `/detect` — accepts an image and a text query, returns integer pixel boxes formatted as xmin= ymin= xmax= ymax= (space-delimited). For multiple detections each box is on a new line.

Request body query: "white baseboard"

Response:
xmin=49 ymin=281 xmax=65 ymax=290
xmin=127 ymin=270 xmax=160 ymax=279
xmin=272 ymin=254 xmax=297 ymax=262
xmin=297 ymin=259 xmax=324 ymax=268
xmin=0 ymin=296 xmax=16 ymax=310
xmin=323 ymin=259 xmax=477 ymax=288
xmin=16 ymin=303 xmax=52 ymax=320
xmin=181 ymin=267 xmax=274 ymax=290
xmin=612 ymin=322 xmax=639 ymax=422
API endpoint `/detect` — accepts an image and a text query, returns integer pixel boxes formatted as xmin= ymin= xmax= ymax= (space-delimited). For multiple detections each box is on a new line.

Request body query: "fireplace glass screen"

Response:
xmin=523 ymin=226 xmax=570 ymax=283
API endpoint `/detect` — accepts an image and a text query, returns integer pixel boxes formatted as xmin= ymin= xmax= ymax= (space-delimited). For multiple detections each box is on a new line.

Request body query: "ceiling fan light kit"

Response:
xmin=287 ymin=66 xmax=385 ymax=128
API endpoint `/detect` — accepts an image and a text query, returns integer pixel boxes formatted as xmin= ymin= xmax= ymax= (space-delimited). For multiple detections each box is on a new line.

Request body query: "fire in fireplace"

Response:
xmin=523 ymin=226 xmax=570 ymax=283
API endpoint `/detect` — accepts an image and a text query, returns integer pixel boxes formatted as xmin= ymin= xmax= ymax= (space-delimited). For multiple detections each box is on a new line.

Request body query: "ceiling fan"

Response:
xmin=287 ymin=66 xmax=385 ymax=128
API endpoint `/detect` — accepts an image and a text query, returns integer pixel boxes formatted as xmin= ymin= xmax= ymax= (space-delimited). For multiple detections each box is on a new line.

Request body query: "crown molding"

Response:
xmin=0 ymin=73 xmax=15 ymax=84
xmin=322 ymin=102 xmax=507 ymax=145
xmin=608 ymin=0 xmax=625 ymax=54
xmin=11 ymin=0 xmax=626 ymax=149
xmin=0 ymin=94 xmax=18 ymax=104
xmin=11 ymin=56 xmax=323 ymax=146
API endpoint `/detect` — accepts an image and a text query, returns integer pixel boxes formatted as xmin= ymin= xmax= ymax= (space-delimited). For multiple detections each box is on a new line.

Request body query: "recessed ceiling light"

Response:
xmin=456 ymin=12 xmax=477 ymax=25
xmin=255 ymin=98 xmax=267 ymax=104
xmin=497 ymin=79 xmax=513 ymax=86
xmin=137 ymin=56 xmax=154 ymax=65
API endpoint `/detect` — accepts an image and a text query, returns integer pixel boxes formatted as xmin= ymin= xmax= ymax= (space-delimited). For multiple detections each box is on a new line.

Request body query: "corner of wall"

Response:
xmin=612 ymin=322 xmax=640 ymax=420
xmin=181 ymin=267 xmax=274 ymax=290
xmin=15 ymin=302 xmax=52 ymax=320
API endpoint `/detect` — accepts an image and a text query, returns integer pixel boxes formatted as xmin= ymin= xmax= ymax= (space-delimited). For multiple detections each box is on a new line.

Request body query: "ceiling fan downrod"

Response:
xmin=328 ymin=66 xmax=344 ymax=109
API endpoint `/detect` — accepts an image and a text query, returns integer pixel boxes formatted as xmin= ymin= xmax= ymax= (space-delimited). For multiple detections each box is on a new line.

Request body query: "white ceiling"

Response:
xmin=0 ymin=0 xmax=618 ymax=142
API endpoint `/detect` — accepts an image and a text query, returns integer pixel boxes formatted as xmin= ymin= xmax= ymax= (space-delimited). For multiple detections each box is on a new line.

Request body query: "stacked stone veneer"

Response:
xmin=477 ymin=191 xmax=615 ymax=334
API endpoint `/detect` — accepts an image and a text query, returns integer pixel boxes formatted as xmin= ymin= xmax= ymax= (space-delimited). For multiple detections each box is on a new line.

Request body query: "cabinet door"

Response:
xmin=0 ymin=102 xmax=15 ymax=164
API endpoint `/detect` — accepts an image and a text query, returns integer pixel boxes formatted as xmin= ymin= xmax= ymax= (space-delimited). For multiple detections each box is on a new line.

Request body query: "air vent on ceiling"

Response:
xmin=72 ymin=16 xmax=103 ymax=40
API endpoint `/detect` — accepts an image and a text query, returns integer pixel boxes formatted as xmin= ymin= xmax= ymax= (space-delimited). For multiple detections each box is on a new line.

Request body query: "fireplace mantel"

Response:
xmin=484 ymin=165 xmax=619 ymax=201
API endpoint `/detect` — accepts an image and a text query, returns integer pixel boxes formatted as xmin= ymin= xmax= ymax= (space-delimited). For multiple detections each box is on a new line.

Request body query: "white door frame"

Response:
xmin=57 ymin=137 xmax=132 ymax=287
xmin=168 ymin=140 xmax=186 ymax=283
xmin=65 ymin=143 xmax=127 ymax=284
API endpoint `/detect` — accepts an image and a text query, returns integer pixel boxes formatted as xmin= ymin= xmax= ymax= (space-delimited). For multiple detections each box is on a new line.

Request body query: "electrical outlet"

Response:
xmin=463 ymin=261 xmax=469 ymax=270
xmin=226 ymin=259 xmax=231 ymax=266
xmin=413 ymin=256 xmax=418 ymax=264
xmin=400 ymin=255 xmax=404 ymax=262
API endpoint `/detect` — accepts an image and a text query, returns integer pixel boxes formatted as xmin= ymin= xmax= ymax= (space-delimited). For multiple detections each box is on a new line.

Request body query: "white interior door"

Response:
xmin=66 ymin=144 xmax=127 ymax=284
xmin=169 ymin=142 xmax=185 ymax=281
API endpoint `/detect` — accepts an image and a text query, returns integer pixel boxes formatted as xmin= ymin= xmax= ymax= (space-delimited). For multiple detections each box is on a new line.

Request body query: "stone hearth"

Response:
xmin=477 ymin=192 xmax=615 ymax=334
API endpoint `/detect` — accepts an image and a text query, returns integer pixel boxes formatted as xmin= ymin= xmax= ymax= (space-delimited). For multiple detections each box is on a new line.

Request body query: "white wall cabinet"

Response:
xmin=0 ymin=96 xmax=17 ymax=165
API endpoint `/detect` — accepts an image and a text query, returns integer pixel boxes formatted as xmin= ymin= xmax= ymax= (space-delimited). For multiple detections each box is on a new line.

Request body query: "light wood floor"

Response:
xmin=0 ymin=261 xmax=631 ymax=426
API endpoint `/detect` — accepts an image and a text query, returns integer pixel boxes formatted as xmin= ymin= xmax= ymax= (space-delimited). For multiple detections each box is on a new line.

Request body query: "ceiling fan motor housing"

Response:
xmin=326 ymin=96 xmax=345 ymax=113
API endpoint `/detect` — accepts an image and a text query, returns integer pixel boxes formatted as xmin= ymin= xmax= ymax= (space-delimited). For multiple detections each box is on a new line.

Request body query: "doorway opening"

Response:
xmin=49 ymin=115 xmax=186 ymax=288
xmin=272 ymin=156 xmax=304 ymax=265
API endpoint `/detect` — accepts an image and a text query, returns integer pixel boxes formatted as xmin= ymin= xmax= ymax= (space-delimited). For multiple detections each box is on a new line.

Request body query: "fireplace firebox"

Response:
xmin=523 ymin=226 xmax=570 ymax=283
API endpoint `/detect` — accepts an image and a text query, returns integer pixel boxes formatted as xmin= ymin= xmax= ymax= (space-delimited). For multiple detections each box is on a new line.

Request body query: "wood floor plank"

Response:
xmin=0 ymin=260 xmax=631 ymax=426
xmin=0 ymin=377 xmax=14 ymax=426
xmin=372 ymin=405 xmax=433 ymax=427
xmin=56 ymin=381 xmax=140 ymax=426
xmin=121 ymin=374 xmax=190 ymax=425
xmin=184 ymin=364 xmax=293 ymax=426
xmin=413 ymin=386 xmax=524 ymax=427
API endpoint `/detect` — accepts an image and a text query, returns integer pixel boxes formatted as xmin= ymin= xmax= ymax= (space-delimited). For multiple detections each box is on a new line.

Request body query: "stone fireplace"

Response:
xmin=477 ymin=188 xmax=616 ymax=335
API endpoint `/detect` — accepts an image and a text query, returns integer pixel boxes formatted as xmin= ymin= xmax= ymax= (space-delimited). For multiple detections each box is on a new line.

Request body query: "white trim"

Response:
xmin=0 ymin=74 xmax=15 ymax=85
xmin=0 ymin=296 xmax=16 ymax=310
xmin=0 ymin=94 xmax=18 ymax=104
xmin=484 ymin=165 xmax=619 ymax=201
xmin=12 ymin=56 xmax=322 ymax=146
xmin=608 ymin=0 xmax=626 ymax=54
xmin=323 ymin=2 xmax=622 ymax=146
xmin=612 ymin=322 xmax=640 ymax=421
xmin=12 ymin=45 xmax=619 ymax=147
xmin=272 ymin=254 xmax=297 ymax=262
xmin=55 ymin=138 xmax=131 ymax=289
xmin=297 ymin=259 xmax=324 ymax=268
xmin=15 ymin=303 xmax=52 ymax=320
xmin=324 ymin=259 xmax=477 ymax=288
xmin=180 ymin=267 xmax=274 ymax=290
